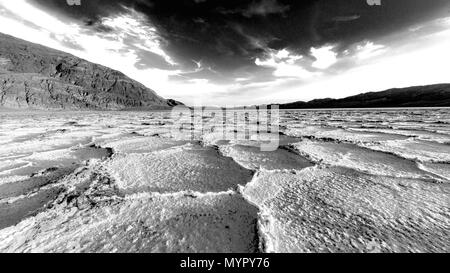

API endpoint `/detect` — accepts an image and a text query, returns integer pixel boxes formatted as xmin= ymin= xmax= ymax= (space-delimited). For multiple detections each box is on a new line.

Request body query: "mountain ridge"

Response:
xmin=0 ymin=33 xmax=182 ymax=110
xmin=274 ymin=84 xmax=450 ymax=109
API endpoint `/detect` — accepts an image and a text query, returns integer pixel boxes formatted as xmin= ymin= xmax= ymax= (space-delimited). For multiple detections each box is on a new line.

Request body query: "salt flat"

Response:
xmin=0 ymin=109 xmax=449 ymax=253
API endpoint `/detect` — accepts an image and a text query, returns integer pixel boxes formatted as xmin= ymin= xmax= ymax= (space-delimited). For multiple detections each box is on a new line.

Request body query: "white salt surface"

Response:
xmin=0 ymin=109 xmax=449 ymax=253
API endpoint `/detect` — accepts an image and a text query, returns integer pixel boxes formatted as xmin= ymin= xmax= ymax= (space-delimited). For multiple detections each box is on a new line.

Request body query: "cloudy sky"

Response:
xmin=1 ymin=0 xmax=450 ymax=106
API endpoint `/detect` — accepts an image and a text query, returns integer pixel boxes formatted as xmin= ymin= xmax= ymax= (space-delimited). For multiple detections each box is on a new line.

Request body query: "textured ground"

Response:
xmin=0 ymin=109 xmax=449 ymax=253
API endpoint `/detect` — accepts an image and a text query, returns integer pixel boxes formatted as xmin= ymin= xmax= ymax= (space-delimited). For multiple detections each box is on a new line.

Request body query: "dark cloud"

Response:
xmin=83 ymin=19 xmax=115 ymax=33
xmin=30 ymin=0 xmax=450 ymax=83
xmin=218 ymin=0 xmax=290 ymax=18
xmin=332 ymin=14 xmax=361 ymax=22
xmin=244 ymin=0 xmax=290 ymax=17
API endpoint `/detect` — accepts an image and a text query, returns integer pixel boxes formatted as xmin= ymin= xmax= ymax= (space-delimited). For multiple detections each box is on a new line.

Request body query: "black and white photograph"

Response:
xmin=0 ymin=0 xmax=449 ymax=258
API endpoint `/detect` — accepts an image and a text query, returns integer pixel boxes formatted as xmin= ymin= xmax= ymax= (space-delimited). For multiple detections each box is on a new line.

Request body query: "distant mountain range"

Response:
xmin=276 ymin=84 xmax=450 ymax=109
xmin=0 ymin=33 xmax=182 ymax=110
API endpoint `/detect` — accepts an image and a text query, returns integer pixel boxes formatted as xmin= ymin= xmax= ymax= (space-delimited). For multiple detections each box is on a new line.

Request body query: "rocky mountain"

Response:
xmin=277 ymin=84 xmax=450 ymax=109
xmin=0 ymin=33 xmax=182 ymax=110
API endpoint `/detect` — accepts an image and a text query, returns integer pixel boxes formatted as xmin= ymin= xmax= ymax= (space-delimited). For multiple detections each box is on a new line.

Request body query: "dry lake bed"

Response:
xmin=0 ymin=108 xmax=449 ymax=253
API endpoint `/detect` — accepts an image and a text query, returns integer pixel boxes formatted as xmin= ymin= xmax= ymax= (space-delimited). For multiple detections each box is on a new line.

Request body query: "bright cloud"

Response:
xmin=0 ymin=0 xmax=77 ymax=35
xmin=355 ymin=41 xmax=387 ymax=60
xmin=255 ymin=49 xmax=316 ymax=78
xmin=100 ymin=9 xmax=176 ymax=65
xmin=311 ymin=45 xmax=337 ymax=69
xmin=261 ymin=25 xmax=450 ymax=104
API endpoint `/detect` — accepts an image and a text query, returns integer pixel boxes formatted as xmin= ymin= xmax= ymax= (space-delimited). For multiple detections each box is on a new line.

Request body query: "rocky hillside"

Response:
xmin=278 ymin=84 xmax=450 ymax=109
xmin=0 ymin=33 xmax=181 ymax=110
